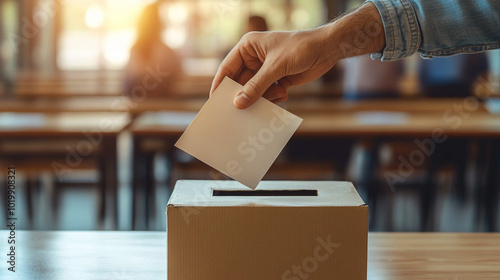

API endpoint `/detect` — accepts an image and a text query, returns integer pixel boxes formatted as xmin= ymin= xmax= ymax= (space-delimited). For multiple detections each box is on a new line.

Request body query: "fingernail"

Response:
xmin=234 ymin=92 xmax=250 ymax=108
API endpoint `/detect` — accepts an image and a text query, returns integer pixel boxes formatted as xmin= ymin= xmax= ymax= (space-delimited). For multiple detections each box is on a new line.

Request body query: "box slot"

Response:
xmin=212 ymin=189 xmax=318 ymax=197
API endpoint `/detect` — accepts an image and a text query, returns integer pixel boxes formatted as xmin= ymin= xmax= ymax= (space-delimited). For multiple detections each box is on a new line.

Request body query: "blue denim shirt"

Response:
xmin=365 ymin=0 xmax=500 ymax=61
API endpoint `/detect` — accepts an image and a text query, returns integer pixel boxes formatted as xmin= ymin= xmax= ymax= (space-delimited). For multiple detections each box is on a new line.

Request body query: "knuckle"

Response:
xmin=219 ymin=65 xmax=234 ymax=78
xmin=244 ymin=31 xmax=259 ymax=39
xmin=240 ymin=31 xmax=261 ymax=47
xmin=281 ymin=92 xmax=289 ymax=102
xmin=245 ymin=80 xmax=263 ymax=97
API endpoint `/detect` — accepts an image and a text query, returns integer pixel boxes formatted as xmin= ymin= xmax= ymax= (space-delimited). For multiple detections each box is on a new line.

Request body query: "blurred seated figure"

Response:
xmin=246 ymin=15 xmax=268 ymax=33
xmin=221 ymin=15 xmax=269 ymax=59
xmin=342 ymin=55 xmax=405 ymax=100
xmin=124 ymin=3 xmax=182 ymax=97
xmin=418 ymin=53 xmax=488 ymax=98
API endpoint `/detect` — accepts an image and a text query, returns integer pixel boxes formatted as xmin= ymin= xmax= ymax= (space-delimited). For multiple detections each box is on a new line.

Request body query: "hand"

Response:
xmin=210 ymin=3 xmax=385 ymax=109
xmin=210 ymin=28 xmax=339 ymax=109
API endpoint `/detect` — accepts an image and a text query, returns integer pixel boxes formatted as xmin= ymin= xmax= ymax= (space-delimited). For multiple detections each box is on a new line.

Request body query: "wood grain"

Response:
xmin=0 ymin=231 xmax=498 ymax=279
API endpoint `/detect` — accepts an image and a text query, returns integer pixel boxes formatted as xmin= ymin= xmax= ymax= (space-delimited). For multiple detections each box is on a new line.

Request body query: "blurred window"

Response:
xmin=58 ymin=0 xmax=324 ymax=71
xmin=58 ymin=0 xmax=155 ymax=70
xmin=1 ymin=0 xmax=19 ymax=78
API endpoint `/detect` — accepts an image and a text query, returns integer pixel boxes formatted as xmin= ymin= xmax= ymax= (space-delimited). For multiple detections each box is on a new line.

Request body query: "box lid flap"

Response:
xmin=167 ymin=180 xmax=365 ymax=207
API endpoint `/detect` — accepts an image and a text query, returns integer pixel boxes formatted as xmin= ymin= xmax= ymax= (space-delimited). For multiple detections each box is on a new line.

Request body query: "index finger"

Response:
xmin=210 ymin=45 xmax=244 ymax=95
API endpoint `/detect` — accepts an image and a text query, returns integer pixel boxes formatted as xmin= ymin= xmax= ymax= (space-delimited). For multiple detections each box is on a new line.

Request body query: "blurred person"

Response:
xmin=418 ymin=53 xmax=489 ymax=98
xmin=416 ymin=54 xmax=489 ymax=208
xmin=342 ymin=56 xmax=405 ymax=100
xmin=246 ymin=15 xmax=268 ymax=33
xmin=340 ymin=55 xmax=406 ymax=191
xmin=124 ymin=2 xmax=182 ymax=97
xmin=221 ymin=15 xmax=269 ymax=59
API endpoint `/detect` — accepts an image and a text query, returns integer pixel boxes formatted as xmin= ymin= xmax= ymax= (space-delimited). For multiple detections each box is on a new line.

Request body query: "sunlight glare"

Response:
xmin=85 ymin=4 xmax=104 ymax=29
xmin=163 ymin=27 xmax=186 ymax=49
xmin=168 ymin=3 xmax=188 ymax=25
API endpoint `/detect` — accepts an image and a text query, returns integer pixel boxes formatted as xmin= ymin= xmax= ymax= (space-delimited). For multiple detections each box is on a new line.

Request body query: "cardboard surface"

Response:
xmin=167 ymin=180 xmax=368 ymax=280
xmin=168 ymin=180 xmax=366 ymax=207
xmin=174 ymin=77 xmax=302 ymax=189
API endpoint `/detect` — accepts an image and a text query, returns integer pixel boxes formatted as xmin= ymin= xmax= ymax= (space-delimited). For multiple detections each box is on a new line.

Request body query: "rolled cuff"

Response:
xmin=365 ymin=0 xmax=421 ymax=61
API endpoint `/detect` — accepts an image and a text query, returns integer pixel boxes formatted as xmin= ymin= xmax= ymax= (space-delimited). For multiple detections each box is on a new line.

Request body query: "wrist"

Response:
xmin=319 ymin=22 xmax=344 ymax=63
xmin=322 ymin=2 xmax=385 ymax=61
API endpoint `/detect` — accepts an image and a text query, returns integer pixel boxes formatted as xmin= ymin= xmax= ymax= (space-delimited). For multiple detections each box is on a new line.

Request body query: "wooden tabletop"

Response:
xmin=2 ymin=97 xmax=498 ymax=117
xmin=0 ymin=231 xmax=498 ymax=279
xmin=130 ymin=108 xmax=500 ymax=137
xmin=0 ymin=112 xmax=130 ymax=136
xmin=283 ymin=98 xmax=490 ymax=113
xmin=128 ymin=97 xmax=491 ymax=114
xmin=0 ymin=97 xmax=128 ymax=113
xmin=296 ymin=111 xmax=500 ymax=137
xmin=0 ymin=96 xmax=207 ymax=113
xmin=368 ymin=233 xmax=500 ymax=279
xmin=130 ymin=111 xmax=196 ymax=136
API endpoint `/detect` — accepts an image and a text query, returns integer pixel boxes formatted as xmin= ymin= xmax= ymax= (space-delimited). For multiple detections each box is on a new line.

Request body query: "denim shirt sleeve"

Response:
xmin=365 ymin=0 xmax=500 ymax=61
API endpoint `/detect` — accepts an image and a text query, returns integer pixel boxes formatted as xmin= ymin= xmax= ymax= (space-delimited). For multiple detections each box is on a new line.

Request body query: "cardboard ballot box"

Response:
xmin=166 ymin=180 xmax=368 ymax=280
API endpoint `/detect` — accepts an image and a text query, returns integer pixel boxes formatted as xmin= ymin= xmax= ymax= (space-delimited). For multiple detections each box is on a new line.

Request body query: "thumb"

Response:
xmin=234 ymin=63 xmax=282 ymax=109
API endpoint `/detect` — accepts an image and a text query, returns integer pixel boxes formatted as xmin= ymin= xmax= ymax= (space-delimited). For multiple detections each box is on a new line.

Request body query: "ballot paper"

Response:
xmin=175 ymin=77 xmax=302 ymax=189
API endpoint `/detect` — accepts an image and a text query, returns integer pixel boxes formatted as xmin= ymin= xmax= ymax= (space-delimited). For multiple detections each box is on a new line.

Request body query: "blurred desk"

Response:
xmin=130 ymin=108 xmax=500 ymax=229
xmin=128 ymin=97 xmax=490 ymax=115
xmin=129 ymin=111 xmax=197 ymax=229
xmin=11 ymin=81 xmax=213 ymax=99
xmin=0 ymin=112 xmax=130 ymax=228
xmin=284 ymin=98 xmax=489 ymax=113
xmin=297 ymin=111 xmax=500 ymax=137
xmin=14 ymin=70 xmax=124 ymax=82
xmin=0 ymin=97 xmax=493 ymax=117
xmin=13 ymin=82 xmax=122 ymax=98
xmin=0 ymin=97 xmax=128 ymax=113
xmin=0 ymin=96 xmax=207 ymax=113
xmin=11 ymin=70 xmax=213 ymax=99
xmin=130 ymin=109 xmax=500 ymax=138
xmin=12 ymin=71 xmax=124 ymax=97
xmin=0 ymin=231 xmax=498 ymax=279
xmin=128 ymin=97 xmax=206 ymax=115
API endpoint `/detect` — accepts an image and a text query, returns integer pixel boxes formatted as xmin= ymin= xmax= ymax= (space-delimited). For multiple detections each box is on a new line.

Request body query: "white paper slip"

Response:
xmin=175 ymin=77 xmax=303 ymax=189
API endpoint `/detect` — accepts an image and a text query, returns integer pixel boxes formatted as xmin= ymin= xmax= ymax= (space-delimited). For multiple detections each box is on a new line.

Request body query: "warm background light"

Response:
xmin=167 ymin=2 xmax=188 ymax=25
xmin=85 ymin=4 xmax=104 ymax=29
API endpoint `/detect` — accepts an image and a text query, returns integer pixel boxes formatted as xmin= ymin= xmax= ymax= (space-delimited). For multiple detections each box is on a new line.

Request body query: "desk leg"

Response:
xmin=0 ymin=174 xmax=5 ymax=224
xmin=165 ymin=139 xmax=175 ymax=191
xmin=26 ymin=177 xmax=37 ymax=229
xmin=474 ymin=139 xmax=488 ymax=231
xmin=108 ymin=136 xmax=118 ymax=229
xmin=485 ymin=139 xmax=499 ymax=232
xmin=453 ymin=139 xmax=468 ymax=204
xmin=473 ymin=139 xmax=499 ymax=231
xmin=363 ymin=139 xmax=380 ymax=230
xmin=40 ymin=172 xmax=55 ymax=230
xmin=99 ymin=136 xmax=118 ymax=230
xmin=106 ymin=136 xmax=118 ymax=229
xmin=132 ymin=136 xmax=150 ymax=230
xmin=132 ymin=136 xmax=140 ymax=230
xmin=144 ymin=152 xmax=155 ymax=230
xmin=421 ymin=146 xmax=439 ymax=232
xmin=98 ymin=152 xmax=106 ymax=229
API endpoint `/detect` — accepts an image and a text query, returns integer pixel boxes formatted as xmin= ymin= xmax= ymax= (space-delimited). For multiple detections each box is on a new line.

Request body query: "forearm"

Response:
xmin=317 ymin=3 xmax=386 ymax=62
